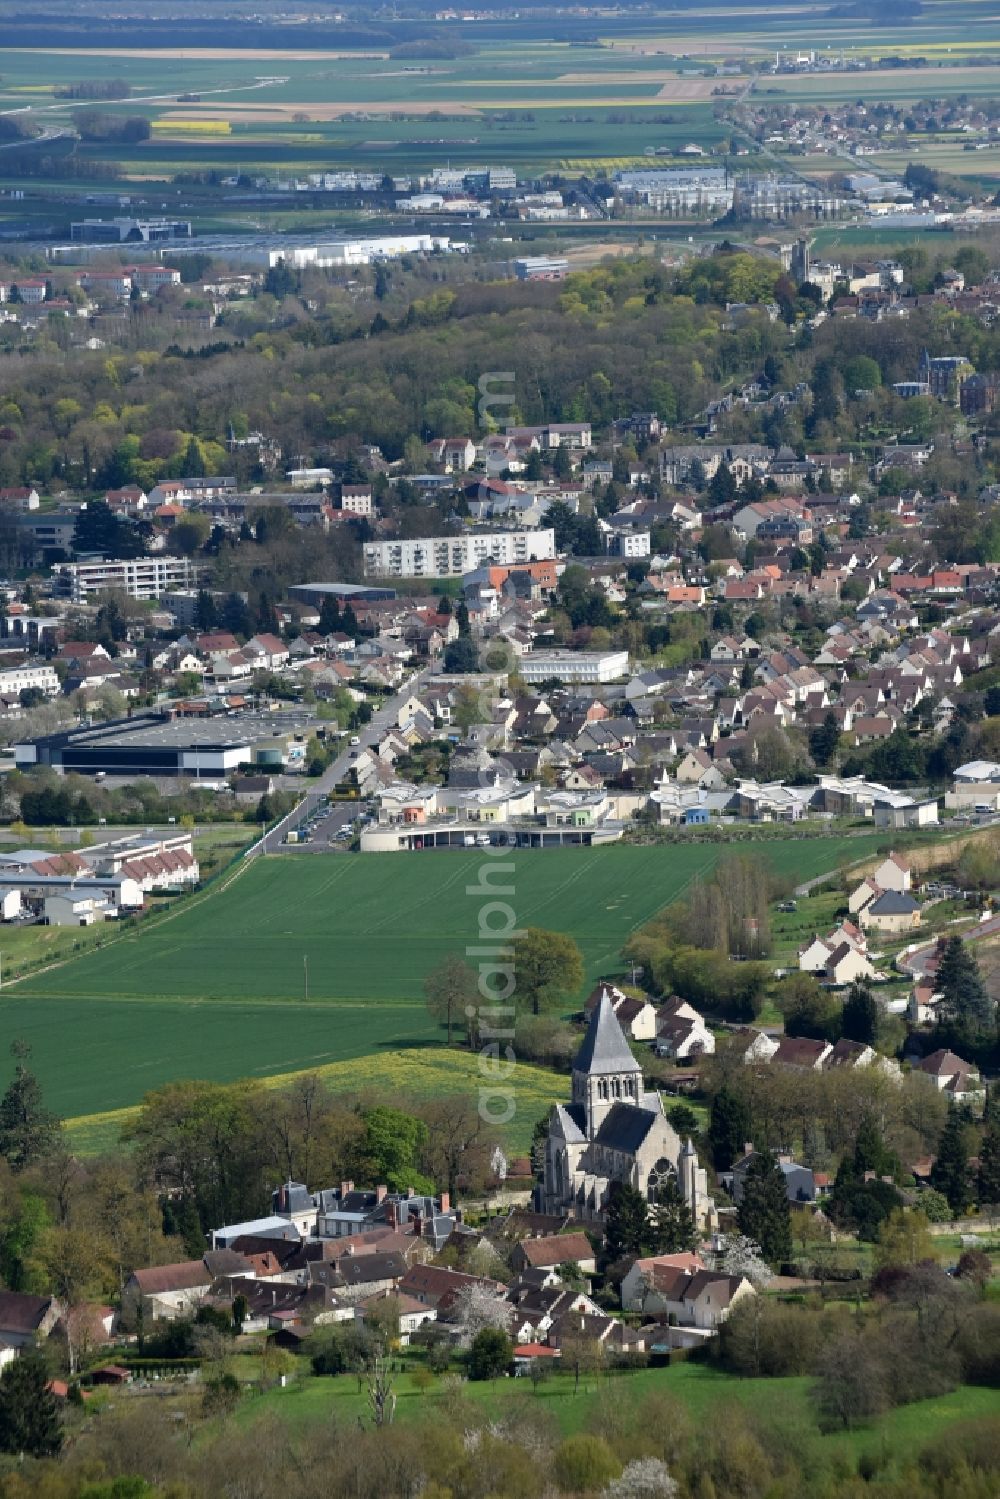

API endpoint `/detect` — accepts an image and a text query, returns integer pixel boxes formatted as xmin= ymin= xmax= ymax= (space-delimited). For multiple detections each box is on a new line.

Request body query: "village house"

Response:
xmin=509 ymin=1232 xmax=597 ymax=1277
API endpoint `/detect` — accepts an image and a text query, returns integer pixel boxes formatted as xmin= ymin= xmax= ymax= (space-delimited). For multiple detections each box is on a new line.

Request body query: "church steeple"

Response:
xmin=572 ymin=989 xmax=643 ymax=1138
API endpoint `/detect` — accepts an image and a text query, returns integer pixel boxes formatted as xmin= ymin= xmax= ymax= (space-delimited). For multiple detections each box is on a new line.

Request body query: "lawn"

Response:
xmin=7 ymin=834 xmax=896 ymax=1124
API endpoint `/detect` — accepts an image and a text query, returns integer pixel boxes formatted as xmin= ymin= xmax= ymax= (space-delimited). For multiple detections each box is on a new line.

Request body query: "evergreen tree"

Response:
xmin=931 ymin=1107 xmax=971 ymax=1217
xmin=0 ymin=1349 xmax=61 ymax=1456
xmin=852 ymin=1114 xmax=896 ymax=1180
xmin=341 ymin=603 xmax=360 ymax=638
xmin=808 ymin=710 xmax=841 ymax=769
xmin=841 ymin=982 xmax=879 ymax=1046
xmin=455 ymin=600 xmax=470 ymax=638
xmin=318 ymin=594 xmax=342 ymax=635
xmin=649 ymin=1177 xmax=697 ymax=1254
xmin=604 ymin=1182 xmax=650 ymax=1261
xmin=0 ymin=1042 xmax=59 ymax=1173
xmin=194 ymin=589 xmax=218 ymax=632
xmin=255 ymin=592 xmax=279 ymax=635
xmin=221 ymin=592 xmax=253 ymax=639
xmin=708 ymin=1085 xmax=751 ymax=1172
xmin=737 ymin=1150 xmax=792 ymax=1264
xmin=978 ymin=1120 xmax=1000 ymax=1208
xmin=935 ymin=935 xmax=996 ymax=1048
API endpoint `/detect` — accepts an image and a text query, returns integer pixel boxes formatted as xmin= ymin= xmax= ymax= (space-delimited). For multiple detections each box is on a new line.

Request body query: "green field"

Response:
xmin=1 ymin=834 xmax=894 ymax=1123
xmin=245 ymin=1360 xmax=1000 ymax=1473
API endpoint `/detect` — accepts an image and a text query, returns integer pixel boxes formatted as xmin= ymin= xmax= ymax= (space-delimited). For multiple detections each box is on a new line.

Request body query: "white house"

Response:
xmin=871 ymin=853 xmax=911 ymax=893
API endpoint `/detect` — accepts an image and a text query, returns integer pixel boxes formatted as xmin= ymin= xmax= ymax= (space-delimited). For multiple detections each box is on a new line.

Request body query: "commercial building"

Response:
xmin=513 ymin=256 xmax=569 ymax=281
xmin=170 ymin=233 xmax=453 ymax=271
xmin=289 ymin=581 xmax=397 ymax=605
xmin=70 ymin=218 xmax=192 ymax=243
xmin=53 ymin=556 xmax=198 ymax=603
xmin=13 ymin=709 xmax=313 ymax=778
xmin=519 ymin=650 xmax=630 ymax=685
xmin=363 ymin=528 xmax=555 ymax=579
xmin=616 ymin=168 xmax=732 ymax=213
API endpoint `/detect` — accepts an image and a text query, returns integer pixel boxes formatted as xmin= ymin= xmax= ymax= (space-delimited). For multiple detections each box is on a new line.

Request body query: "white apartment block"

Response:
xmin=364 ymin=528 xmax=555 ymax=579
xmin=0 ymin=662 xmax=60 ymax=698
xmin=519 ymin=650 xmax=630 ymax=685
xmin=54 ymin=556 xmax=198 ymax=603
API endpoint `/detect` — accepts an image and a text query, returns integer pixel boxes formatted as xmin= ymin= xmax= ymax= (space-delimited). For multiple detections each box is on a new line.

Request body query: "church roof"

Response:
xmin=594 ymin=1102 xmax=658 ymax=1153
xmin=552 ymin=1104 xmax=587 ymax=1143
xmin=574 ymin=992 xmax=643 ymax=1077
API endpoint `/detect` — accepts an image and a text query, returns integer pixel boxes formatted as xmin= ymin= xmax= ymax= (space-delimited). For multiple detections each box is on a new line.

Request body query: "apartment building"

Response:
xmin=54 ymin=557 xmax=198 ymax=603
xmin=364 ymin=528 xmax=555 ymax=579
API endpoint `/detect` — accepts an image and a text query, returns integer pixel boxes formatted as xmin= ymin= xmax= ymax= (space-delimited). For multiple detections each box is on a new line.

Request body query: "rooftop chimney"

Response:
xmin=376 ymin=1184 xmax=388 ymax=1204
xmin=744 ymin=1142 xmax=754 ymax=1156
xmin=406 ymin=1186 xmax=415 ymax=1199
xmin=341 ymin=1180 xmax=354 ymax=1197
xmin=439 ymin=1191 xmax=450 ymax=1214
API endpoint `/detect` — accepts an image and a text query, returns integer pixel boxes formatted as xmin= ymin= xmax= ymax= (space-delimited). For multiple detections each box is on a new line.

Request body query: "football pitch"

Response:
xmin=0 ymin=835 xmax=894 ymax=1123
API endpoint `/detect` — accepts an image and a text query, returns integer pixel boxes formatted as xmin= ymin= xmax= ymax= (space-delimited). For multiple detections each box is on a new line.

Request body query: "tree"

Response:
xmin=467 ymin=1326 xmax=512 ymax=1380
xmin=737 ymin=1151 xmax=791 ymax=1264
xmin=841 ymin=981 xmax=879 ymax=1046
xmin=667 ymin=1103 xmax=699 ymax=1139
xmin=708 ymin=1086 xmax=751 ymax=1172
xmin=813 ymin=1327 xmax=887 ymax=1430
xmin=931 ymin=1109 xmax=971 ymax=1217
xmin=360 ymin=1107 xmax=434 ymax=1196
xmin=808 ymin=710 xmax=841 ymax=769
xmin=365 ymin=1347 xmax=396 ymax=1428
xmin=935 ymin=936 xmax=996 ymax=1050
xmin=172 ymin=513 xmax=211 ymax=556
xmin=554 ymin=1434 xmax=620 ymax=1491
xmin=605 ymin=1181 xmax=650 ymax=1260
xmin=511 ymin=927 xmax=584 ymax=1016
xmin=0 ymin=1041 xmax=60 ymax=1172
xmin=0 ymin=1350 xmax=61 ymax=1456
xmin=194 ymin=589 xmax=218 ymax=632
xmin=452 ymin=1282 xmax=511 ymax=1348
xmin=602 ymin=1458 xmax=678 ymax=1498
xmin=423 ymin=954 xmax=479 ymax=1048
xmin=443 ymin=637 xmax=479 ymax=674
xmin=649 ymin=1177 xmax=697 ymax=1254
xmin=978 ymin=1119 xmax=1000 ymax=1207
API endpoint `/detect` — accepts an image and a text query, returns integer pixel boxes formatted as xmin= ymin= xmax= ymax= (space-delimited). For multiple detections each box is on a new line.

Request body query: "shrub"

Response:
xmin=555 ymin=1434 xmax=622 ymax=1494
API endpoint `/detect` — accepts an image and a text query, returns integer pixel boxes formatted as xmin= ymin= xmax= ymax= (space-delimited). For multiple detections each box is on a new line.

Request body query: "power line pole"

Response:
xmin=303 ymin=954 xmax=309 ymax=1003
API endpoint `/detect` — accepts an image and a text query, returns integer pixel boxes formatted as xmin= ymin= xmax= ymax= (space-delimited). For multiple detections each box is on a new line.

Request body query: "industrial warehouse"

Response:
xmin=13 ymin=710 xmax=315 ymax=779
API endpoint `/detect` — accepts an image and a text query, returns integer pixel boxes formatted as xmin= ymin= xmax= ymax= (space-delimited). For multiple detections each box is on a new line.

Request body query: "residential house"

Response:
xmin=0 ymin=1292 xmax=62 ymax=1370
xmin=770 ymin=1037 xmax=832 ymax=1070
xmin=858 ymin=890 xmax=921 ymax=934
xmin=510 ymin=1233 xmax=597 ymax=1277
xmin=122 ymin=1252 xmax=253 ymax=1325
xmin=654 ymin=996 xmax=716 ymax=1060
xmin=582 ymin=981 xmax=658 ymax=1043
xmin=914 ymin=1049 xmax=985 ymax=1108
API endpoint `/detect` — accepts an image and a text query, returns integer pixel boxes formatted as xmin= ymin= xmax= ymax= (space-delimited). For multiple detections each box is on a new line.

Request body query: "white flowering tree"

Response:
xmin=452 ymin=1282 xmax=513 ymax=1348
xmin=717 ymin=1232 xmax=773 ymax=1288
xmin=602 ymin=1458 xmax=679 ymax=1498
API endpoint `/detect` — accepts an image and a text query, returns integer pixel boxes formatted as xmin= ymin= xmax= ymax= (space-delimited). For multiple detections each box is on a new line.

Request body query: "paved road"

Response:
xmin=254 ymin=664 xmax=433 ymax=856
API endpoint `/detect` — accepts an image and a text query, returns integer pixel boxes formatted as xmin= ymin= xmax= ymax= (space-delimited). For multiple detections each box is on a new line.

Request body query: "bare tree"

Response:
xmin=423 ymin=955 xmax=480 ymax=1047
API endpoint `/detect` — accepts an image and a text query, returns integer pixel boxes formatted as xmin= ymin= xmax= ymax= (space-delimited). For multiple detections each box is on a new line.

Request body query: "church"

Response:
xmin=538 ymin=990 xmax=716 ymax=1232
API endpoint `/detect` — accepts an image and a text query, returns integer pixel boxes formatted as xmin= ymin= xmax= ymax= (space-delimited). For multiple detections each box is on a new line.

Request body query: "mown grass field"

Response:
xmin=4 ymin=835 xmax=894 ymax=1125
